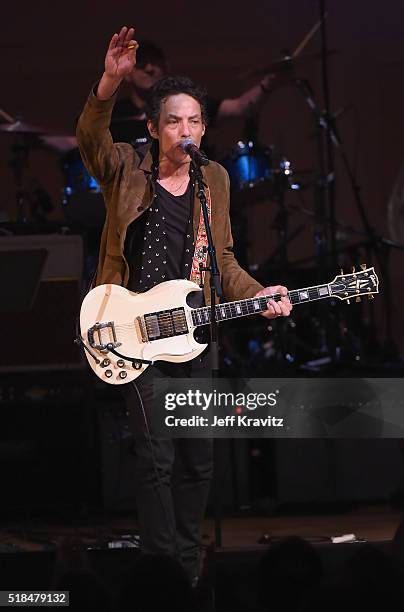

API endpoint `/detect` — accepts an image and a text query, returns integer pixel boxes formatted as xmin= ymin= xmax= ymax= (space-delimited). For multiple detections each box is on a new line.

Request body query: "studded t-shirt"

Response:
xmin=125 ymin=180 xmax=195 ymax=292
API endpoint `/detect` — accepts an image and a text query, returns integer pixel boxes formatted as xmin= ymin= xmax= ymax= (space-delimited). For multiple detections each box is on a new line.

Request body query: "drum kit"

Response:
xmin=0 ymin=92 xmax=298 ymax=229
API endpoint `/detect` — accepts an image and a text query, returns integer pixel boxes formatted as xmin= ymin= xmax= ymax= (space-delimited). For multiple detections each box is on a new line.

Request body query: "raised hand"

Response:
xmin=97 ymin=26 xmax=138 ymax=99
xmin=104 ymin=26 xmax=138 ymax=79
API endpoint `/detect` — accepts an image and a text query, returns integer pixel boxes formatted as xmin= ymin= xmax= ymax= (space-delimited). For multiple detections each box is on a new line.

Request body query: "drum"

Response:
xmin=220 ymin=141 xmax=293 ymax=206
xmin=62 ymin=148 xmax=106 ymax=227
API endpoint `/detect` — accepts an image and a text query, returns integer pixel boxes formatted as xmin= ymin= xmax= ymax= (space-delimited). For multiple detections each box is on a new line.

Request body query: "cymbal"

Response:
xmin=239 ymin=50 xmax=338 ymax=79
xmin=39 ymin=134 xmax=78 ymax=153
xmin=0 ymin=120 xmax=48 ymax=135
xmin=0 ymin=108 xmax=14 ymax=125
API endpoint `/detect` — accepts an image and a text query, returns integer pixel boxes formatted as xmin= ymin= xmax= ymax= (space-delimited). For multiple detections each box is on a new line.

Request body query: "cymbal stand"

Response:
xmin=270 ymin=171 xmax=293 ymax=268
xmin=293 ymin=75 xmax=343 ymax=362
xmin=293 ymin=67 xmax=397 ymax=358
xmin=318 ymin=0 xmax=338 ymax=271
xmin=8 ymin=134 xmax=32 ymax=223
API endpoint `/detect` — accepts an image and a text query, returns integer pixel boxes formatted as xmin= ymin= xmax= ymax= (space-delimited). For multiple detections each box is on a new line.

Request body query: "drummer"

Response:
xmin=44 ymin=39 xmax=279 ymax=153
xmin=110 ymin=39 xmax=278 ymax=149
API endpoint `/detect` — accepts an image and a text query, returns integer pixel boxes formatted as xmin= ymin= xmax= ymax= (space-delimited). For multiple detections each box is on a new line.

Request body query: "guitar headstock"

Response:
xmin=329 ymin=265 xmax=379 ymax=302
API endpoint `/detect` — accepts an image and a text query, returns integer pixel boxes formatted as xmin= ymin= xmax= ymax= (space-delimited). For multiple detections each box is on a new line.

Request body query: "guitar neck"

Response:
xmin=191 ymin=283 xmax=332 ymax=327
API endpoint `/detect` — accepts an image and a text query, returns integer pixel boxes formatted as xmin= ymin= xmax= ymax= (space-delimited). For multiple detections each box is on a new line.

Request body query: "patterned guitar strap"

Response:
xmin=190 ymin=186 xmax=211 ymax=287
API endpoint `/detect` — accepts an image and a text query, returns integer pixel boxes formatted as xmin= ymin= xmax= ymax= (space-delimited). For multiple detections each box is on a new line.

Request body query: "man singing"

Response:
xmin=76 ymin=26 xmax=292 ymax=583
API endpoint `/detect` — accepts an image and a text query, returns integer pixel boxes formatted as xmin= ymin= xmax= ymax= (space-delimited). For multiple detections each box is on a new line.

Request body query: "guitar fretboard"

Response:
xmin=190 ymin=284 xmax=332 ymax=327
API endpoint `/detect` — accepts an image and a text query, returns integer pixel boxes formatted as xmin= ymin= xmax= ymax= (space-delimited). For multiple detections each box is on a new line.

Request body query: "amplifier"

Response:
xmin=0 ymin=234 xmax=85 ymax=371
xmin=0 ymin=370 xmax=99 ymax=512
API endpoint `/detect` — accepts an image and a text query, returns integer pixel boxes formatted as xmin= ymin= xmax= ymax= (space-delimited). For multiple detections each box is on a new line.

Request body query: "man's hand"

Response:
xmin=98 ymin=26 xmax=138 ymax=100
xmin=105 ymin=26 xmax=138 ymax=78
xmin=254 ymin=285 xmax=292 ymax=320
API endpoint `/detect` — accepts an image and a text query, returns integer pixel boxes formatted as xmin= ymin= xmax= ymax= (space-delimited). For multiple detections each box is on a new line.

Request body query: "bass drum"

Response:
xmin=62 ymin=148 xmax=106 ymax=227
xmin=220 ymin=141 xmax=293 ymax=206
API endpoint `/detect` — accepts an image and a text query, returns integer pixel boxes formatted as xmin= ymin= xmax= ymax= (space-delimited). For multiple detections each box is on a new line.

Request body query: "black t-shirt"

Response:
xmin=156 ymin=181 xmax=194 ymax=282
xmin=125 ymin=180 xmax=194 ymax=292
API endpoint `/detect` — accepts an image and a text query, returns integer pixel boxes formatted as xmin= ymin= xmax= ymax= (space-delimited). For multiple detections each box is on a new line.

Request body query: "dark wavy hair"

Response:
xmin=146 ymin=75 xmax=208 ymax=130
xmin=136 ymin=39 xmax=169 ymax=73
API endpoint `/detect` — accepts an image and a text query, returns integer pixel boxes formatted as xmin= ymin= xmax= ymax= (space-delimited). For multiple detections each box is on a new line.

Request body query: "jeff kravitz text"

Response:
xmin=165 ymin=415 xmax=284 ymax=427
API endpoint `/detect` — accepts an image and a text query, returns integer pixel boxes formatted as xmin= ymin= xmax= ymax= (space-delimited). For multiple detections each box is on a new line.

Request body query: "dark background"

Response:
xmin=0 ymin=0 xmax=403 ymax=348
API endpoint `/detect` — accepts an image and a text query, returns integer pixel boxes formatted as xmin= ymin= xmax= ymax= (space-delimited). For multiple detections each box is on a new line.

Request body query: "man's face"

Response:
xmin=148 ymin=93 xmax=205 ymax=165
xmin=125 ymin=63 xmax=165 ymax=93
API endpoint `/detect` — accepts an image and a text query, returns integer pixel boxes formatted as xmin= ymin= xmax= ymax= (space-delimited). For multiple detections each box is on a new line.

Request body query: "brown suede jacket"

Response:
xmin=76 ymin=88 xmax=264 ymax=304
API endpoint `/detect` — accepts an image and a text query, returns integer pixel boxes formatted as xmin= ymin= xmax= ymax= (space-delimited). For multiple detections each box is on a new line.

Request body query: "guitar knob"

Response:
xmin=355 ymin=296 xmax=361 ymax=303
xmin=368 ymin=294 xmax=375 ymax=300
xmin=117 ymin=359 xmax=125 ymax=368
xmin=101 ymin=358 xmax=110 ymax=367
xmin=105 ymin=369 xmax=113 ymax=378
xmin=118 ymin=371 xmax=127 ymax=380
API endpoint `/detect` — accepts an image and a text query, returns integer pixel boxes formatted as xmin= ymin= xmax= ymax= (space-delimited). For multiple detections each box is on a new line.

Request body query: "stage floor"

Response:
xmin=0 ymin=504 xmax=401 ymax=553
xmin=212 ymin=504 xmax=402 ymax=547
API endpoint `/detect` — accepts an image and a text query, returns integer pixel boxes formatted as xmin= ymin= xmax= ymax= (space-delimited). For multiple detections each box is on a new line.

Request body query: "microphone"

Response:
xmin=178 ymin=138 xmax=209 ymax=166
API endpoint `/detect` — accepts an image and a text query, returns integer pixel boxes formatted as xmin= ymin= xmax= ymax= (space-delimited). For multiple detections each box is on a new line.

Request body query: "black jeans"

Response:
xmin=121 ymin=352 xmax=213 ymax=579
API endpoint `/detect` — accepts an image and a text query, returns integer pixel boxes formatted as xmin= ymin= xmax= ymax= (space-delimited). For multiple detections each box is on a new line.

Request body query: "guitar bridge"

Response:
xmin=87 ymin=321 xmax=121 ymax=351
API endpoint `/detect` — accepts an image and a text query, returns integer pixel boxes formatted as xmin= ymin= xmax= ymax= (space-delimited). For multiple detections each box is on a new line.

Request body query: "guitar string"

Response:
xmin=87 ymin=274 xmax=375 ymax=347
xmin=103 ymin=290 xmax=327 ymax=329
xmin=91 ymin=292 xmax=374 ymax=344
xmin=105 ymin=293 xmax=314 ymax=332
xmin=112 ymin=288 xmax=332 ymax=328
xmin=94 ymin=283 xmax=372 ymax=334
xmin=104 ymin=295 xmax=346 ymax=335
xmin=100 ymin=278 xmax=370 ymax=327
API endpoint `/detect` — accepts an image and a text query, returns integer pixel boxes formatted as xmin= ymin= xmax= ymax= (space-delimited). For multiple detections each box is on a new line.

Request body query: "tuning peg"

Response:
xmin=340 ymin=268 xmax=344 ymax=275
xmin=346 ymin=299 xmax=351 ymax=305
xmin=360 ymin=263 xmax=367 ymax=270
xmin=368 ymin=294 xmax=374 ymax=300
xmin=352 ymin=266 xmax=356 ymax=273
xmin=355 ymin=296 xmax=361 ymax=303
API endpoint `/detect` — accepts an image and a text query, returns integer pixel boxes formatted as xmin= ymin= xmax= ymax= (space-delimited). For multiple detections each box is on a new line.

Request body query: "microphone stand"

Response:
xmin=193 ymin=163 xmax=222 ymax=372
xmin=192 ymin=161 xmax=224 ymax=548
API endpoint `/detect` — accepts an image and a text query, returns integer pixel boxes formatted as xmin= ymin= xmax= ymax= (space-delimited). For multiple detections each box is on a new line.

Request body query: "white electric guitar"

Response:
xmin=79 ymin=266 xmax=379 ymax=385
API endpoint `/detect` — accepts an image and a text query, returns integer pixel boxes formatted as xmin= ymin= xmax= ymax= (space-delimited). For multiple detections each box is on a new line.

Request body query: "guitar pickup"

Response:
xmin=87 ymin=321 xmax=121 ymax=351
xmin=141 ymin=308 xmax=189 ymax=342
